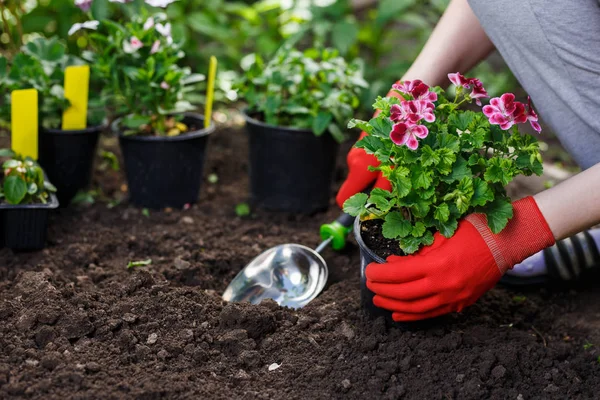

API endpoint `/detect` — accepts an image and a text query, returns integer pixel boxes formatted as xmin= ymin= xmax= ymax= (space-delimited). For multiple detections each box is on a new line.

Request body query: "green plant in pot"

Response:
xmin=0 ymin=36 xmax=106 ymax=206
xmin=343 ymin=75 xmax=544 ymax=323
xmin=237 ymin=45 xmax=368 ymax=213
xmin=85 ymin=6 xmax=213 ymax=210
xmin=0 ymin=149 xmax=58 ymax=250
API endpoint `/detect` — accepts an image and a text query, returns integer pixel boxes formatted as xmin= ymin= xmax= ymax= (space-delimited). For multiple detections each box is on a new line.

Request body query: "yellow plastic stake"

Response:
xmin=11 ymin=89 xmax=38 ymax=160
xmin=62 ymin=65 xmax=90 ymax=130
xmin=204 ymin=56 xmax=218 ymax=129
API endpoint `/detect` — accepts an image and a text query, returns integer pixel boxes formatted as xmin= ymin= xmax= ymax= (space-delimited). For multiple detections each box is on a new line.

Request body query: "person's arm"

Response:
xmin=535 ymin=163 xmax=600 ymax=240
xmin=396 ymin=0 xmax=495 ymax=88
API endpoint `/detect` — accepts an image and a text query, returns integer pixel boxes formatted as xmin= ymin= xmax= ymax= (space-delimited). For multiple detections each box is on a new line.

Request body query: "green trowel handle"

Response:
xmin=320 ymin=213 xmax=355 ymax=251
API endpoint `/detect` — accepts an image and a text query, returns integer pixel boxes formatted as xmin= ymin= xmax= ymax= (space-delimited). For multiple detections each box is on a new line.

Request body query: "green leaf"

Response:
xmin=471 ymin=178 xmax=494 ymax=207
xmin=434 ymin=203 xmax=450 ymax=223
xmin=421 ymin=145 xmax=440 ymax=167
xmin=4 ymin=176 xmax=27 ymax=204
xmin=332 ymin=20 xmax=359 ymax=54
xmin=3 ymin=160 xmax=20 ymax=169
xmin=347 ymin=119 xmax=373 ymax=134
xmin=235 ymin=203 xmax=251 ymax=217
xmin=484 ymin=158 xmax=513 ymax=186
xmin=355 ymin=135 xmax=385 ymax=154
xmin=399 ymin=236 xmax=422 ymax=255
xmin=436 ymin=148 xmax=456 ymax=175
xmin=412 ymin=166 xmax=432 ymax=190
xmin=394 ymin=176 xmax=412 ymax=198
xmin=382 ymin=211 xmax=412 ymax=239
xmin=438 ymin=133 xmax=460 ymax=152
xmin=435 ymin=218 xmax=459 ymax=238
xmin=328 ymin=124 xmax=345 ymax=143
xmin=369 ymin=194 xmax=393 ymax=213
xmin=127 ymin=259 xmax=152 ymax=269
xmin=449 ymin=111 xmax=475 ymax=131
xmin=312 ymin=112 xmax=332 ymax=136
xmin=122 ymin=115 xmax=152 ymax=130
xmin=0 ymin=149 xmax=15 ymax=157
xmin=369 ymin=116 xmax=393 ymax=139
xmin=27 ymin=182 xmax=38 ymax=195
xmin=412 ymin=222 xmax=426 ymax=237
xmin=485 ymin=198 xmax=514 ymax=234
xmin=441 ymin=156 xmax=471 ymax=183
xmin=343 ymin=193 xmax=368 ymax=216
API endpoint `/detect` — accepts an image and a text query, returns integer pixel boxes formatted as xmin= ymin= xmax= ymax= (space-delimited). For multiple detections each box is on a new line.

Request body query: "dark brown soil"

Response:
xmin=360 ymin=219 xmax=405 ymax=259
xmin=1 ymin=126 xmax=600 ymax=399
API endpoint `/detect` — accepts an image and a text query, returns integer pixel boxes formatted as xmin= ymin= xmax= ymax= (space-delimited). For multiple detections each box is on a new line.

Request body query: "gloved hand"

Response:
xmin=366 ymin=197 xmax=556 ymax=321
xmin=336 ymin=131 xmax=391 ymax=208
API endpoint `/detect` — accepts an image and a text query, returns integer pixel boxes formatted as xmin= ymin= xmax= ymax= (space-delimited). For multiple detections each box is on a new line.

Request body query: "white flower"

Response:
xmin=145 ymin=0 xmax=178 ymax=8
xmin=143 ymin=17 xmax=154 ymax=31
xmin=150 ymin=40 xmax=161 ymax=54
xmin=160 ymin=81 xmax=170 ymax=90
xmin=109 ymin=0 xmax=134 ymax=3
xmin=68 ymin=20 xmax=99 ymax=36
xmin=123 ymin=36 xmax=144 ymax=53
xmin=155 ymin=22 xmax=171 ymax=37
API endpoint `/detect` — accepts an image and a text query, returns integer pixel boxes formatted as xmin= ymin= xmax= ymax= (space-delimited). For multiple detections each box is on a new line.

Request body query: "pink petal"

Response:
xmin=499 ymin=121 xmax=514 ymax=130
xmin=411 ymin=125 xmax=429 ymax=139
xmin=482 ymin=105 xmax=497 ymax=117
xmin=422 ymin=112 xmax=435 ymax=123
xmin=390 ymin=123 xmax=409 ymax=145
xmin=448 ymin=72 xmax=465 ymax=87
xmin=405 ymin=134 xmax=419 ymax=150
xmin=390 ymin=104 xmax=403 ymax=122
xmin=529 ymin=120 xmax=542 ymax=132
xmin=512 ymin=103 xmax=527 ymax=124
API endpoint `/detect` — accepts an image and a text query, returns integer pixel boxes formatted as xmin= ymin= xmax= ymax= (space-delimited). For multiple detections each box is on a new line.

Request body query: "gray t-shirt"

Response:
xmin=468 ymin=0 xmax=600 ymax=169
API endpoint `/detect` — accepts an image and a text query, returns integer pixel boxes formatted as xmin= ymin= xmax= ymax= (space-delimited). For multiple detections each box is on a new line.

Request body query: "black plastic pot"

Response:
xmin=116 ymin=113 xmax=214 ymax=210
xmin=0 ymin=192 xmax=59 ymax=250
xmin=353 ymin=217 xmax=443 ymax=329
xmin=244 ymin=111 xmax=339 ymax=214
xmin=39 ymin=125 xmax=103 ymax=206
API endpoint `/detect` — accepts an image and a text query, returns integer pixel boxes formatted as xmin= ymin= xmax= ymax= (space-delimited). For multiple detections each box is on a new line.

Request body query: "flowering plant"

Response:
xmin=0 ymin=149 xmax=57 ymax=205
xmin=77 ymin=3 xmax=204 ymax=136
xmin=0 ymin=37 xmax=105 ymax=130
xmin=238 ymin=46 xmax=367 ymax=143
xmin=344 ymin=73 xmax=543 ymax=254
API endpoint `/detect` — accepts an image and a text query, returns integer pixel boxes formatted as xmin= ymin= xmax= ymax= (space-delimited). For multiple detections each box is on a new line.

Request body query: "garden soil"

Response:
xmin=1 ymin=126 xmax=599 ymax=399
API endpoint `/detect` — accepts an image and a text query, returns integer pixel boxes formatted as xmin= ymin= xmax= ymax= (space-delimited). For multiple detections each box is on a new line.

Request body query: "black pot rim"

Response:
xmin=353 ymin=217 xmax=386 ymax=264
xmin=242 ymin=108 xmax=315 ymax=134
xmin=42 ymin=124 xmax=105 ymax=135
xmin=113 ymin=112 xmax=215 ymax=142
xmin=0 ymin=191 xmax=59 ymax=210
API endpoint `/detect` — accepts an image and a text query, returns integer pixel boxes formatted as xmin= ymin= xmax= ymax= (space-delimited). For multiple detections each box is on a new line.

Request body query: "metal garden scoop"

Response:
xmin=222 ymin=213 xmax=356 ymax=308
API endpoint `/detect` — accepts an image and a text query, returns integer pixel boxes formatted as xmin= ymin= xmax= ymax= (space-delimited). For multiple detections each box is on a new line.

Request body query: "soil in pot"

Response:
xmin=117 ymin=114 xmax=214 ymax=210
xmin=0 ymin=127 xmax=599 ymax=399
xmin=245 ymin=111 xmax=339 ymax=214
xmin=39 ymin=125 xmax=103 ymax=206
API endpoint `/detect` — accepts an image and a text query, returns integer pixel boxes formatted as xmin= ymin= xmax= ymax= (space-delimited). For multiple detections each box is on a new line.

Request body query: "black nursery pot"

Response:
xmin=0 ymin=192 xmax=59 ymax=251
xmin=244 ymin=111 xmax=339 ymax=214
xmin=39 ymin=125 xmax=103 ymax=206
xmin=116 ymin=113 xmax=214 ymax=210
xmin=353 ymin=217 xmax=442 ymax=329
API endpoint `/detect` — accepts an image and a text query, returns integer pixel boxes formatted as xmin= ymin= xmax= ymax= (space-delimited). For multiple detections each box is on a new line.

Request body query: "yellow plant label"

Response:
xmin=62 ymin=65 xmax=90 ymax=130
xmin=11 ymin=89 xmax=38 ymax=160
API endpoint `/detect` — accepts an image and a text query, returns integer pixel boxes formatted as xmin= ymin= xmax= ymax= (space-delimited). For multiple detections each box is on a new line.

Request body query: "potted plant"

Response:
xmin=85 ymin=8 xmax=213 ymax=210
xmin=343 ymin=74 xmax=544 ymax=321
xmin=0 ymin=37 xmax=105 ymax=206
xmin=238 ymin=46 xmax=368 ymax=213
xmin=0 ymin=149 xmax=58 ymax=250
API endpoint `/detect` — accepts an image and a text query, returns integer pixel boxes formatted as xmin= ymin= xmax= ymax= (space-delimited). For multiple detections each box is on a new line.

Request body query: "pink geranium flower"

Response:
xmin=390 ymin=101 xmax=436 ymax=124
xmin=526 ymin=96 xmax=542 ymax=132
xmin=448 ymin=72 xmax=469 ymax=88
xmin=123 ymin=36 xmax=143 ymax=54
xmin=483 ymin=93 xmax=527 ymax=130
xmin=468 ymin=78 xmax=488 ymax=106
xmin=392 ymin=80 xmax=437 ymax=102
xmin=390 ymin=123 xmax=429 ymax=150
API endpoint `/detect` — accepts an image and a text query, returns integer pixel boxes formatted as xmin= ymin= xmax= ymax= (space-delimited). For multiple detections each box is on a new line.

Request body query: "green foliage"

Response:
xmin=0 ymin=150 xmax=57 ymax=205
xmin=235 ymin=202 xmax=251 ymax=217
xmin=0 ymin=37 xmax=104 ymax=130
xmin=127 ymin=258 xmax=152 ymax=269
xmin=344 ymin=84 xmax=544 ymax=254
xmin=238 ymin=46 xmax=367 ymax=142
xmin=86 ymin=11 xmax=204 ymax=136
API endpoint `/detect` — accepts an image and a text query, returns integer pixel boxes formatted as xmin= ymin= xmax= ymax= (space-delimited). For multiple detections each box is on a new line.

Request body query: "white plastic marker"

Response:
xmin=62 ymin=65 xmax=90 ymax=130
xmin=11 ymin=89 xmax=38 ymax=160
xmin=204 ymin=56 xmax=218 ymax=129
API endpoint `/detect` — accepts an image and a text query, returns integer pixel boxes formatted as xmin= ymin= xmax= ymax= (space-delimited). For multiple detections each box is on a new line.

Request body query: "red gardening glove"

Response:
xmin=336 ymin=131 xmax=391 ymax=208
xmin=366 ymin=197 xmax=556 ymax=321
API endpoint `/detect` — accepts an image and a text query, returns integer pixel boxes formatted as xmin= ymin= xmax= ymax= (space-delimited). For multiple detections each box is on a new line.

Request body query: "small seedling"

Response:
xmin=512 ymin=295 xmax=527 ymax=303
xmin=208 ymin=173 xmax=219 ymax=184
xmin=71 ymin=190 xmax=99 ymax=205
xmin=584 ymin=342 xmax=594 ymax=350
xmin=100 ymin=151 xmax=120 ymax=172
xmin=235 ymin=202 xmax=251 ymax=217
xmin=127 ymin=259 xmax=152 ymax=269
xmin=142 ymin=208 xmax=150 ymax=217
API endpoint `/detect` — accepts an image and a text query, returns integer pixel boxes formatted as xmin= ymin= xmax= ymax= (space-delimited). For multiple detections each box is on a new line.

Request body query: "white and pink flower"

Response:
xmin=145 ymin=0 xmax=178 ymax=8
xmin=390 ymin=100 xmax=436 ymax=124
xmin=68 ymin=20 xmax=99 ymax=36
xmin=123 ymin=36 xmax=144 ymax=53
xmin=143 ymin=17 xmax=155 ymax=31
xmin=150 ymin=40 xmax=161 ymax=54
xmin=75 ymin=0 xmax=93 ymax=11
xmin=467 ymin=78 xmax=488 ymax=106
xmin=483 ymin=93 xmax=527 ymax=130
xmin=392 ymin=80 xmax=437 ymax=102
xmin=160 ymin=81 xmax=170 ymax=90
xmin=390 ymin=122 xmax=429 ymax=150
xmin=526 ymin=96 xmax=542 ymax=132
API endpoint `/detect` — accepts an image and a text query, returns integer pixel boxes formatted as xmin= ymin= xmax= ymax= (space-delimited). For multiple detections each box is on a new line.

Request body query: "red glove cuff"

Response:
xmin=465 ymin=196 xmax=555 ymax=274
